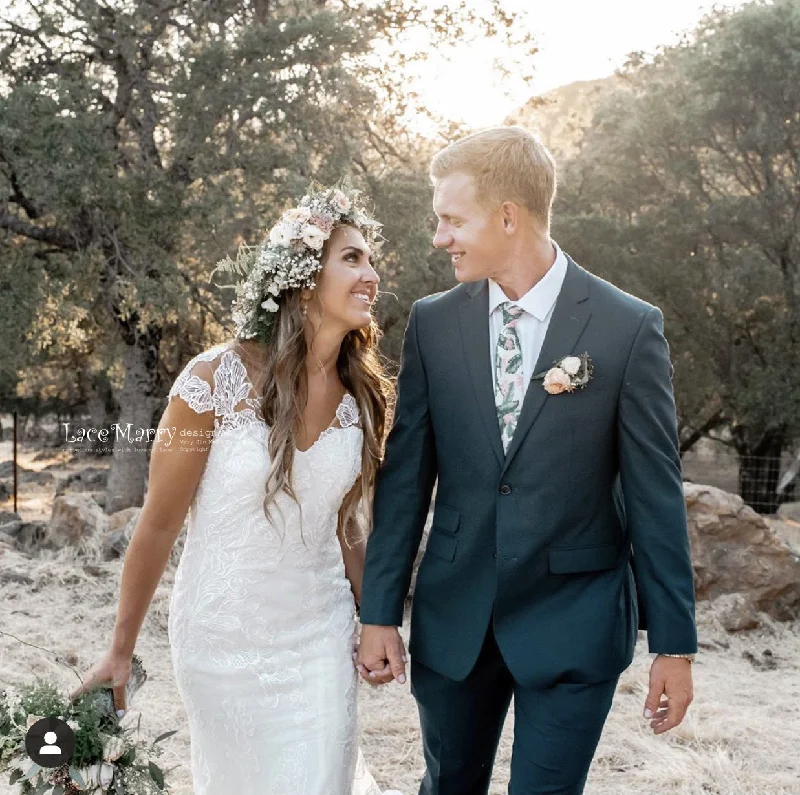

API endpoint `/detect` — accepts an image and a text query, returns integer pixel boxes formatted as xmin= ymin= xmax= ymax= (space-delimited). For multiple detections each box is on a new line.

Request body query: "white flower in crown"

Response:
xmin=269 ymin=223 xmax=293 ymax=247
xmin=261 ymin=297 xmax=279 ymax=313
xmin=283 ymin=206 xmax=312 ymax=224
xmin=301 ymin=224 xmax=326 ymax=250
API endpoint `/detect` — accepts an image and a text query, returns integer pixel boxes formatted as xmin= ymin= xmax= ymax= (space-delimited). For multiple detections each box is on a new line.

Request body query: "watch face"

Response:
xmin=25 ymin=717 xmax=76 ymax=768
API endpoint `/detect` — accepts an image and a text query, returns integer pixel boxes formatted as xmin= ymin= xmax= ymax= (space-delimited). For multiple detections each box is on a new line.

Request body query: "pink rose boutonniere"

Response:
xmin=533 ymin=353 xmax=594 ymax=395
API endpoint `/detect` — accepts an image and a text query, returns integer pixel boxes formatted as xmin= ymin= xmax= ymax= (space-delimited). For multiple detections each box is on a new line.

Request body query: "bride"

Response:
xmin=71 ymin=184 xmax=401 ymax=795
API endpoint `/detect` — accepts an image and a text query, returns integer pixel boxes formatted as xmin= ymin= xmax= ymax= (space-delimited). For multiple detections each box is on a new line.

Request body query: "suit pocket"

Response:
xmin=431 ymin=502 xmax=460 ymax=534
xmin=548 ymin=542 xmax=620 ymax=574
xmin=425 ymin=530 xmax=457 ymax=562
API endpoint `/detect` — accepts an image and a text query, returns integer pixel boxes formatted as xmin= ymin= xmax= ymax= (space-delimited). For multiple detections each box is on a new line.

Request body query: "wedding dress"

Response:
xmin=166 ymin=343 xmax=394 ymax=795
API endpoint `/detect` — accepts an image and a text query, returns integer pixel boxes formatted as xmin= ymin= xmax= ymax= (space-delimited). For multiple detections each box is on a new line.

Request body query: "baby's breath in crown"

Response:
xmin=213 ymin=182 xmax=383 ymax=342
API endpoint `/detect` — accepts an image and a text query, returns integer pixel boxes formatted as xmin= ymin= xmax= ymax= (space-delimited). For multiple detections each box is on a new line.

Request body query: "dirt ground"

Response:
xmin=1 ymin=441 xmax=800 ymax=795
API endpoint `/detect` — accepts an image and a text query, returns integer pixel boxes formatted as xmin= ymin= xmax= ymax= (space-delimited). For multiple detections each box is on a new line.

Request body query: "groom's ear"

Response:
xmin=500 ymin=201 xmax=522 ymax=235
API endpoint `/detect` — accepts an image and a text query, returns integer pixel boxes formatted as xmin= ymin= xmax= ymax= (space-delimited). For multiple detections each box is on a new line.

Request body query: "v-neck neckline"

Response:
xmin=295 ymin=390 xmax=352 ymax=454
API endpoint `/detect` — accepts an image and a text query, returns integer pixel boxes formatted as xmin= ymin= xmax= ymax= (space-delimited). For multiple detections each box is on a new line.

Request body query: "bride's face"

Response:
xmin=308 ymin=225 xmax=379 ymax=333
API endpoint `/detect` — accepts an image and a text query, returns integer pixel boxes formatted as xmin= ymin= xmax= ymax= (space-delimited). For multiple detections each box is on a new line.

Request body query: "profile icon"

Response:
xmin=24 ymin=718 xmax=75 ymax=768
xmin=40 ymin=731 xmax=62 ymax=755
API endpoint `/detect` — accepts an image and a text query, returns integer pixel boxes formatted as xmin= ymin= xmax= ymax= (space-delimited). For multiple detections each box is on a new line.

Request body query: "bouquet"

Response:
xmin=0 ymin=655 xmax=176 ymax=794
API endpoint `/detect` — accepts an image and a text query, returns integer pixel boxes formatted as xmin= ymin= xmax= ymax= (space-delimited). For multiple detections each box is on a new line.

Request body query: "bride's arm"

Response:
xmin=336 ymin=506 xmax=366 ymax=608
xmin=109 ymin=392 xmax=214 ymax=657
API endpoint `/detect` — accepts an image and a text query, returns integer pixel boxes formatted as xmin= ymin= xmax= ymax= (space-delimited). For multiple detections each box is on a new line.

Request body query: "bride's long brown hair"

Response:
xmin=239 ymin=223 xmax=394 ymax=546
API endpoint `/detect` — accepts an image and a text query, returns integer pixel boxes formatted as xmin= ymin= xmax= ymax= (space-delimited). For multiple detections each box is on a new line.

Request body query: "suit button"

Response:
xmin=492 ymin=552 xmax=497 ymax=560
xmin=500 ymin=484 xmax=512 ymax=495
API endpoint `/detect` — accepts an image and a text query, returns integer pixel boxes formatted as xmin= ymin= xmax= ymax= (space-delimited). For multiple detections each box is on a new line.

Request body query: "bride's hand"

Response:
xmin=69 ymin=650 xmax=132 ymax=716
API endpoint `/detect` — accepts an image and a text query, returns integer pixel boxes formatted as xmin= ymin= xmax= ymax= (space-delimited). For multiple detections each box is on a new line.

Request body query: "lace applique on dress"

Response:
xmin=167 ymin=345 xmax=265 ymax=437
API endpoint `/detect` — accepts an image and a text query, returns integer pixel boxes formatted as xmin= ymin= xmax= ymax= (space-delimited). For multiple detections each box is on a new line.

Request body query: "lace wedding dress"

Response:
xmin=165 ymin=343 xmax=393 ymax=795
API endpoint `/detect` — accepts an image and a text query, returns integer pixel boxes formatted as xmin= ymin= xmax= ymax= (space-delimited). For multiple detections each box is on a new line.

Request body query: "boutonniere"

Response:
xmin=532 ymin=353 xmax=594 ymax=395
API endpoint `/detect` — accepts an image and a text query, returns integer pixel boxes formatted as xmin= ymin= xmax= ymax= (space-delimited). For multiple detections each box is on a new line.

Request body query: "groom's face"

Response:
xmin=432 ymin=172 xmax=507 ymax=283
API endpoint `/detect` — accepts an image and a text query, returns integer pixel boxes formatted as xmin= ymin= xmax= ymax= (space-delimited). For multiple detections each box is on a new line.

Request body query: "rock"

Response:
xmin=108 ymin=507 xmax=140 ymax=534
xmin=777 ymin=502 xmax=800 ymax=523
xmin=0 ymin=462 xmax=54 ymax=486
xmin=685 ymin=483 xmax=800 ymax=622
xmin=0 ymin=511 xmax=21 ymax=524
xmin=714 ymin=593 xmax=762 ymax=632
xmin=0 ymin=481 xmax=8 ymax=501
xmin=49 ymin=494 xmax=108 ymax=546
xmin=103 ymin=509 xmax=140 ymax=559
xmin=54 ymin=467 xmax=109 ymax=496
xmin=0 ymin=519 xmax=23 ymax=538
xmin=765 ymin=518 xmax=800 ymax=557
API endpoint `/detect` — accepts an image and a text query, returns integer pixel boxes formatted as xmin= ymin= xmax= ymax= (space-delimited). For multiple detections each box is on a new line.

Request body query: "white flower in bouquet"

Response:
xmin=79 ymin=762 xmax=115 ymax=790
xmin=67 ymin=719 xmax=80 ymax=733
xmin=99 ymin=761 xmax=115 ymax=789
xmin=102 ymin=735 xmax=126 ymax=762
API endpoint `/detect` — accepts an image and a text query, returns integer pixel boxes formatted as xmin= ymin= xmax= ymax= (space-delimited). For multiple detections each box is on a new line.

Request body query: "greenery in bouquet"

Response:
xmin=0 ymin=656 xmax=176 ymax=794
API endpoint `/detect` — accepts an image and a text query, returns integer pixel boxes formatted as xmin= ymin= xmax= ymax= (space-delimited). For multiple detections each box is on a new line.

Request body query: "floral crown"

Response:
xmin=213 ymin=182 xmax=383 ymax=341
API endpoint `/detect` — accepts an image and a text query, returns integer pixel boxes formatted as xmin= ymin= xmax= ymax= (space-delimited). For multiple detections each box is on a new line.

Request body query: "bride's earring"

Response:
xmin=300 ymin=301 xmax=308 ymax=319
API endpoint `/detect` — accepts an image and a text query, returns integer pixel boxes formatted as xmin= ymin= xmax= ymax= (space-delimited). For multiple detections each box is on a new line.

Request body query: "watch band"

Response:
xmin=658 ymin=653 xmax=696 ymax=662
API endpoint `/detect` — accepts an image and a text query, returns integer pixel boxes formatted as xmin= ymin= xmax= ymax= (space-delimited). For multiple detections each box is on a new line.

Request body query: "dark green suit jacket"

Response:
xmin=360 ymin=255 xmax=698 ymax=688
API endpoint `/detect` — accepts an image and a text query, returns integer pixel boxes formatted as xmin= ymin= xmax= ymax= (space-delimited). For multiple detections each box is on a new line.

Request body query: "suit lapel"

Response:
xmin=459 ymin=280 xmax=504 ymax=466
xmin=501 ymin=258 xmax=592 ymax=474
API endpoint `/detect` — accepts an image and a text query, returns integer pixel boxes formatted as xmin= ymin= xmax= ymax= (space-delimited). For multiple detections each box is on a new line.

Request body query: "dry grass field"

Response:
xmin=1 ymin=440 xmax=799 ymax=795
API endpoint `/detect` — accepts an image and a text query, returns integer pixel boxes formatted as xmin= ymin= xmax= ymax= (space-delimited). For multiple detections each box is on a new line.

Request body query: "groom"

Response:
xmin=356 ymin=126 xmax=697 ymax=795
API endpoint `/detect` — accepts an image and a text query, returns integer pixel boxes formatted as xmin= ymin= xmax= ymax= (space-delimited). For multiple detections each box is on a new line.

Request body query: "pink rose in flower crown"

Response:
xmin=333 ymin=189 xmax=352 ymax=212
xmin=543 ymin=367 xmax=573 ymax=395
xmin=310 ymin=214 xmax=335 ymax=234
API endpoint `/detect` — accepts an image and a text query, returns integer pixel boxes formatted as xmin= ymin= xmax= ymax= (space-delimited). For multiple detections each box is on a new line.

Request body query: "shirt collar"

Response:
xmin=488 ymin=241 xmax=569 ymax=322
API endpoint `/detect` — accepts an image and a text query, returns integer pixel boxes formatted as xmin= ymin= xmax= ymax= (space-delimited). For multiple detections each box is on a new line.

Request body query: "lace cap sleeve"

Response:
xmin=335 ymin=393 xmax=360 ymax=428
xmin=167 ymin=344 xmax=228 ymax=415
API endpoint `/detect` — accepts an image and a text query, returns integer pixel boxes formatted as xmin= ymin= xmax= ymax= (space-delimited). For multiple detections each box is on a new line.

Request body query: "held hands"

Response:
xmin=69 ymin=650 xmax=132 ymax=717
xmin=355 ymin=624 xmax=407 ymax=686
xmin=643 ymin=655 xmax=694 ymax=734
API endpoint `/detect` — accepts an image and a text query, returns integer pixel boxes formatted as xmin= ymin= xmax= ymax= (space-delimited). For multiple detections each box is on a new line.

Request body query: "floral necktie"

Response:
xmin=494 ymin=303 xmax=526 ymax=453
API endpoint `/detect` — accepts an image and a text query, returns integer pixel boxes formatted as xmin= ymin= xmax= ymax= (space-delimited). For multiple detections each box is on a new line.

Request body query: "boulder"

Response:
xmin=765 ymin=517 xmax=800 ymax=557
xmin=102 ymin=508 xmax=141 ymax=560
xmin=49 ymin=494 xmax=108 ymax=546
xmin=776 ymin=501 xmax=800 ymax=523
xmin=54 ymin=467 xmax=108 ymax=496
xmin=108 ymin=507 xmax=141 ymax=534
xmin=685 ymin=483 xmax=800 ymax=622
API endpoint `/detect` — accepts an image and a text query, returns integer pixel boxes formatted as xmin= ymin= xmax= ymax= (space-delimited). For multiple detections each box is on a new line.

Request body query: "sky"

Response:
xmin=409 ymin=0 xmax=747 ymax=129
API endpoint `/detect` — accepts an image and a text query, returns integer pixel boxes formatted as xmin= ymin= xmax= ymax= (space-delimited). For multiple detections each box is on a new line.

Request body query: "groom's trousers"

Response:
xmin=410 ymin=621 xmax=619 ymax=795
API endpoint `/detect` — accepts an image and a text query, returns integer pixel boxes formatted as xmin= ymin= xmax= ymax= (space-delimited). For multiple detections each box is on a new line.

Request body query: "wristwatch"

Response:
xmin=658 ymin=653 xmax=696 ymax=662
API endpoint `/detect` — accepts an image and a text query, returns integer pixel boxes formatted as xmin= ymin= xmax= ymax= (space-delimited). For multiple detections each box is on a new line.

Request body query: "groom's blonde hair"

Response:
xmin=430 ymin=126 xmax=557 ymax=232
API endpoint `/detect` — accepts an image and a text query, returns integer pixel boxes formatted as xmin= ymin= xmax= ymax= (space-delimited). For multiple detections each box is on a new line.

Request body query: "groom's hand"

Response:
xmin=643 ymin=655 xmax=694 ymax=734
xmin=356 ymin=624 xmax=407 ymax=686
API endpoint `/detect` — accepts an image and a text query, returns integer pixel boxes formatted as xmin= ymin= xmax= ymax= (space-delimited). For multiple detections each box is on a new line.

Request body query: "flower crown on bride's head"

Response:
xmin=213 ymin=181 xmax=383 ymax=342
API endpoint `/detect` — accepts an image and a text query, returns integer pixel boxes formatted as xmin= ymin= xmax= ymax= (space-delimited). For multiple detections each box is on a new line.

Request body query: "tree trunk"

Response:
xmin=105 ymin=333 xmax=161 ymax=513
xmin=737 ymin=433 xmax=784 ymax=514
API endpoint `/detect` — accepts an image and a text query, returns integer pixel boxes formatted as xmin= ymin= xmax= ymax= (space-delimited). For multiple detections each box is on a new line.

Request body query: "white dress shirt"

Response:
xmin=488 ymin=242 xmax=569 ymax=393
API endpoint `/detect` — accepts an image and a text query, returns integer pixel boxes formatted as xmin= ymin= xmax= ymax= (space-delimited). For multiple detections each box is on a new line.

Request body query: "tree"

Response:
xmin=0 ymin=0 xmax=535 ymax=510
xmin=555 ymin=0 xmax=800 ymax=512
